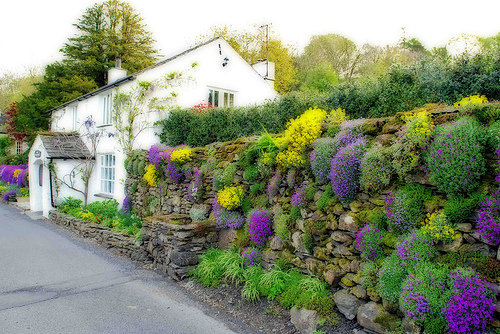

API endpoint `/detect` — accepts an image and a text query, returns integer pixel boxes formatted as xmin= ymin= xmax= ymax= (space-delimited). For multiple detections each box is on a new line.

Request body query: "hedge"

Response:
xmin=159 ymin=53 xmax=500 ymax=147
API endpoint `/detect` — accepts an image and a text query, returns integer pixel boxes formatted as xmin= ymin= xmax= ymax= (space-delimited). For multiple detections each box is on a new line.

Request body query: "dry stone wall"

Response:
xmin=122 ymin=106 xmax=499 ymax=333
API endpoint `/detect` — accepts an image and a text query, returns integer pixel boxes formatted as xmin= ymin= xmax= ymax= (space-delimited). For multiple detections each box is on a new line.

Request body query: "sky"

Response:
xmin=1 ymin=0 xmax=499 ymax=76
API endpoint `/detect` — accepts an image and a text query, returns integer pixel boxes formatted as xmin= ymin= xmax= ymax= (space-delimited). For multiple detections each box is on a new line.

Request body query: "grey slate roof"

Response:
xmin=47 ymin=37 xmax=221 ymax=114
xmin=39 ymin=133 xmax=91 ymax=159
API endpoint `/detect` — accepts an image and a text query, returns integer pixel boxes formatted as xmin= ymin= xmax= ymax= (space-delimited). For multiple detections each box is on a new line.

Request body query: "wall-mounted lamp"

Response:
xmin=222 ymin=57 xmax=229 ymax=67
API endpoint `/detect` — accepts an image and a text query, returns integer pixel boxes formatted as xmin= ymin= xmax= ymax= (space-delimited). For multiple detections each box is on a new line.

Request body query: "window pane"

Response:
xmin=208 ymin=90 xmax=213 ymax=105
xmin=214 ymin=90 xmax=219 ymax=107
xmin=229 ymin=94 xmax=234 ymax=107
xmin=224 ymin=92 xmax=228 ymax=107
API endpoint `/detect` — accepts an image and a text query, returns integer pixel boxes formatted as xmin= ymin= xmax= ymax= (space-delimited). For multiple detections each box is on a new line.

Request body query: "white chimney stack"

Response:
xmin=107 ymin=56 xmax=127 ymax=85
xmin=252 ymin=60 xmax=275 ymax=89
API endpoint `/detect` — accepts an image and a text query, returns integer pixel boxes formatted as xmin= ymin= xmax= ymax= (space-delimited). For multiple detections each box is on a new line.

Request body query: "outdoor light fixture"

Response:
xmin=222 ymin=57 xmax=229 ymax=67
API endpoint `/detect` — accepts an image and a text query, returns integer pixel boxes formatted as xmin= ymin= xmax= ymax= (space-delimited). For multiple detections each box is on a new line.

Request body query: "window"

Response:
xmin=38 ymin=165 xmax=43 ymax=187
xmin=100 ymin=154 xmax=115 ymax=194
xmin=208 ymin=88 xmax=234 ymax=107
xmin=71 ymin=106 xmax=78 ymax=131
xmin=102 ymin=93 xmax=113 ymax=125
xmin=16 ymin=141 xmax=23 ymax=154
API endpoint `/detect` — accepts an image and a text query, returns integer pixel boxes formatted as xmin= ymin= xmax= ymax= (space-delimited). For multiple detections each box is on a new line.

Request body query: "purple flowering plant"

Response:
xmin=424 ymin=117 xmax=486 ymax=195
xmin=309 ymin=138 xmax=338 ymax=184
xmin=329 ymin=138 xmax=366 ymax=201
xmin=122 ymin=195 xmax=131 ymax=214
xmin=266 ymin=169 xmax=281 ymax=199
xmin=212 ymin=196 xmax=245 ymax=229
xmin=3 ymin=189 xmax=17 ymax=201
xmin=444 ymin=269 xmax=496 ymax=334
xmin=187 ymin=168 xmax=203 ymax=201
xmin=354 ymin=224 xmax=386 ymax=260
xmin=291 ymin=182 xmax=307 ymax=208
xmin=399 ymin=262 xmax=451 ymax=330
xmin=241 ymin=247 xmax=262 ymax=266
xmin=476 ymin=189 xmax=500 ymax=246
xmin=395 ymin=231 xmax=437 ymax=269
xmin=248 ymin=208 xmax=273 ymax=246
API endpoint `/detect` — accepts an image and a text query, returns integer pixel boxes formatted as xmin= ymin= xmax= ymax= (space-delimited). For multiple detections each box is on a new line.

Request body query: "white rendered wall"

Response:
xmin=44 ymin=38 xmax=277 ymax=209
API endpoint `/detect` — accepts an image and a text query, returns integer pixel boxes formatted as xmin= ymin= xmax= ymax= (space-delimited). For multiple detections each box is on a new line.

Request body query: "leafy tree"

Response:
xmin=0 ymin=68 xmax=41 ymax=113
xmin=297 ymin=34 xmax=361 ymax=81
xmin=203 ymin=26 xmax=297 ymax=94
xmin=298 ymin=63 xmax=339 ymax=92
xmin=15 ymin=0 xmax=158 ymax=135
xmin=16 ymin=63 xmax=97 ymax=135
xmin=61 ymin=0 xmax=158 ymax=86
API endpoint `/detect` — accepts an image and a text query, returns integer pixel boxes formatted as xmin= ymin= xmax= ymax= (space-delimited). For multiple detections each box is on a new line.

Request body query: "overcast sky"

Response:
xmin=1 ymin=0 xmax=499 ymax=76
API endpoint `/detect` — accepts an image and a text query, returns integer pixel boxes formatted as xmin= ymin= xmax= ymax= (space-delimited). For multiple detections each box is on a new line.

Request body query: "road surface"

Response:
xmin=0 ymin=203 xmax=250 ymax=334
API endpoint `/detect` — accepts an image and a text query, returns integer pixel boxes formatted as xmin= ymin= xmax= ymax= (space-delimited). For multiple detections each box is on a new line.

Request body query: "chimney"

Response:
xmin=107 ymin=56 xmax=127 ymax=85
xmin=252 ymin=60 xmax=275 ymax=89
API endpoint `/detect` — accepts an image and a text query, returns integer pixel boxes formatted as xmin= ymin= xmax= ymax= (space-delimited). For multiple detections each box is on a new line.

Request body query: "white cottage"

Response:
xmin=29 ymin=37 xmax=277 ymax=217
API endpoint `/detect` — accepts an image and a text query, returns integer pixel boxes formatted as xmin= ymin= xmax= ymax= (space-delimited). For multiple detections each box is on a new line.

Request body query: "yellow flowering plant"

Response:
xmin=13 ymin=169 xmax=22 ymax=178
xmin=453 ymin=94 xmax=488 ymax=108
xmin=79 ymin=211 xmax=96 ymax=222
xmin=217 ymin=185 xmax=244 ymax=210
xmin=329 ymin=107 xmax=348 ymax=123
xmin=421 ymin=211 xmax=459 ymax=243
xmin=143 ymin=164 xmax=159 ymax=187
xmin=170 ymin=147 xmax=193 ymax=164
xmin=402 ymin=108 xmax=434 ymax=146
xmin=276 ymin=107 xmax=327 ymax=169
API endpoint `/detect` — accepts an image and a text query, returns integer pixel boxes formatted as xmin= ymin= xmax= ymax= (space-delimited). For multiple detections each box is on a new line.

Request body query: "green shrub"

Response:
xmin=361 ymin=262 xmax=379 ymax=290
xmin=59 ymin=197 xmax=83 ymax=212
xmin=377 ymin=253 xmax=408 ymax=302
xmin=290 ymin=205 xmax=301 ymax=221
xmin=212 ymin=169 xmax=224 ymax=191
xmin=222 ymin=163 xmax=238 ymax=186
xmin=460 ymin=102 xmax=500 ymax=124
xmin=250 ymin=182 xmax=265 ymax=196
xmin=243 ymin=165 xmax=259 ymax=182
xmin=86 ymin=199 xmax=119 ymax=218
xmin=386 ymin=184 xmax=432 ymax=234
xmin=302 ymin=232 xmax=314 ymax=253
xmin=250 ymin=194 xmax=268 ymax=208
xmin=242 ymin=265 xmax=264 ymax=302
xmin=444 ymin=192 xmax=485 ymax=225
xmin=275 ymin=213 xmax=290 ymax=242
xmin=316 ymin=184 xmax=335 ymax=212
xmin=487 ymin=120 xmax=500 ymax=149
xmin=399 ymin=262 xmax=452 ymax=333
xmin=360 ymin=145 xmax=393 ymax=193
xmin=258 ymin=264 xmax=290 ymax=300
xmin=130 ymin=182 xmax=138 ymax=194
xmin=190 ymin=248 xmax=226 ymax=287
xmin=325 ymin=123 xmax=340 ymax=138
xmin=425 ymin=117 xmax=486 ymax=195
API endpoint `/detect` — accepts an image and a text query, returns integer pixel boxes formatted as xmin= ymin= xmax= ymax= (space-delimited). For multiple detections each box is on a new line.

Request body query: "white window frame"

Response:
xmin=100 ymin=154 xmax=115 ymax=194
xmin=102 ymin=93 xmax=113 ymax=126
xmin=16 ymin=140 xmax=23 ymax=154
xmin=208 ymin=87 xmax=235 ymax=107
xmin=71 ymin=106 xmax=78 ymax=131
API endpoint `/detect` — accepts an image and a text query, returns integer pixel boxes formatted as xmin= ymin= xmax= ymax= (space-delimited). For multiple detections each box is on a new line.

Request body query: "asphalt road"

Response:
xmin=0 ymin=203 xmax=248 ymax=334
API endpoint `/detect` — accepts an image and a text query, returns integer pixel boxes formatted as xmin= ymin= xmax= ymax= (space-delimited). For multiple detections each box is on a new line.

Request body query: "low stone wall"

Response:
xmin=142 ymin=214 xmax=219 ymax=280
xmin=48 ymin=211 xmax=151 ymax=263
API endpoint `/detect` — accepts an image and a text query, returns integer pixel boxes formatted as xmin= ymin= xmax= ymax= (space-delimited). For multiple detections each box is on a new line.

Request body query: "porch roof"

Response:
xmin=39 ymin=133 xmax=92 ymax=159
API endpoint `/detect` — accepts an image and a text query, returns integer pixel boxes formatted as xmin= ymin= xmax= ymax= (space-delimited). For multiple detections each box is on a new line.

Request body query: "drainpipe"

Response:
xmin=48 ymin=157 xmax=57 ymax=208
